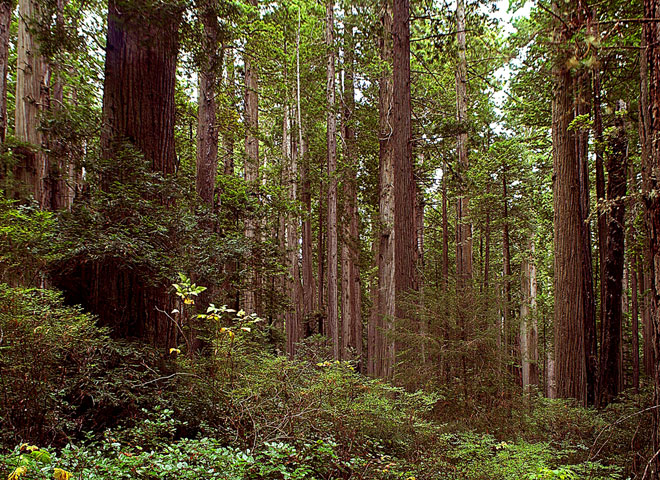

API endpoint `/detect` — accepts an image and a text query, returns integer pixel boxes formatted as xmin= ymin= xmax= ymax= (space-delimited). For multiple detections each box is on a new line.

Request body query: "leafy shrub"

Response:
xmin=0 ymin=285 xmax=169 ymax=447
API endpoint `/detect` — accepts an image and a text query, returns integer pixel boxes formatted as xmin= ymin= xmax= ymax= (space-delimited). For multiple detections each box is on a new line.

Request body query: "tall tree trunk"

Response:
xmin=455 ymin=0 xmax=472 ymax=287
xmin=0 ymin=0 xmax=11 ymax=146
xmin=502 ymin=165 xmax=511 ymax=371
xmin=341 ymin=11 xmax=362 ymax=366
xmin=298 ymin=8 xmax=314 ymax=333
xmin=393 ymin=0 xmax=417 ymax=319
xmin=223 ymin=49 xmax=235 ymax=177
xmin=441 ymin=160 xmax=449 ymax=291
xmin=632 ymin=254 xmax=640 ymax=393
xmin=521 ymin=238 xmax=539 ymax=392
xmin=325 ymin=0 xmax=339 ymax=360
xmin=643 ymin=1 xmax=660 ymax=469
xmin=576 ymin=63 xmax=598 ymax=407
xmin=552 ymin=0 xmax=590 ymax=406
xmin=196 ymin=2 xmax=220 ymax=206
xmin=597 ymin=101 xmax=628 ymax=407
xmin=15 ymin=0 xmax=49 ymax=207
xmin=244 ymin=0 xmax=260 ymax=314
xmin=81 ymin=0 xmax=182 ymax=346
xmin=377 ymin=0 xmax=395 ymax=378
xmin=640 ymin=34 xmax=655 ymax=379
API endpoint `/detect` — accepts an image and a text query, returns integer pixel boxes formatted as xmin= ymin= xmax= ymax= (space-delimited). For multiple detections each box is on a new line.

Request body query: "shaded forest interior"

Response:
xmin=1 ymin=0 xmax=660 ymax=478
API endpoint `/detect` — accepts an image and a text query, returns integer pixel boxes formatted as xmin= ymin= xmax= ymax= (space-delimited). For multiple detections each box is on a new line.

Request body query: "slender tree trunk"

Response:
xmin=455 ymin=0 xmax=472 ymax=287
xmin=0 ymin=0 xmax=11 ymax=146
xmin=441 ymin=160 xmax=449 ymax=291
xmin=632 ymin=254 xmax=640 ymax=393
xmin=325 ymin=0 xmax=339 ymax=360
xmin=16 ymin=0 xmax=49 ymax=207
xmin=244 ymin=0 xmax=260 ymax=314
xmin=639 ymin=34 xmax=655 ymax=379
xmin=223 ymin=50 xmax=235 ymax=177
xmin=377 ymin=0 xmax=395 ymax=378
xmin=341 ymin=12 xmax=362 ymax=366
xmin=597 ymin=101 xmax=628 ymax=407
xmin=502 ymin=166 xmax=511 ymax=371
xmin=521 ymin=239 xmax=539 ymax=392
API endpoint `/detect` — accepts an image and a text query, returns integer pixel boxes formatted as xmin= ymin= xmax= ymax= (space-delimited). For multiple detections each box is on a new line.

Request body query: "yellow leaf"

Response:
xmin=237 ymin=309 xmax=246 ymax=317
xmin=54 ymin=468 xmax=72 ymax=480
xmin=169 ymin=348 xmax=180 ymax=355
xmin=183 ymin=298 xmax=195 ymax=305
xmin=8 ymin=466 xmax=28 ymax=480
xmin=240 ymin=327 xmax=251 ymax=332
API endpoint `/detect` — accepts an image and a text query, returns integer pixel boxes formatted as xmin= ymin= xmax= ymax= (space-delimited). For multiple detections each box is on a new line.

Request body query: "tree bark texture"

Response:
xmin=196 ymin=2 xmax=220 ymax=206
xmin=0 ymin=0 xmax=13 ymax=145
xmin=15 ymin=0 xmax=49 ymax=207
xmin=376 ymin=0 xmax=395 ymax=378
xmin=643 ymin=1 xmax=660 ymax=471
xmin=341 ymin=14 xmax=362 ymax=366
xmin=597 ymin=101 xmax=628 ymax=407
xmin=325 ymin=0 xmax=339 ymax=360
xmin=552 ymin=0 xmax=591 ymax=406
xmin=243 ymin=0 xmax=260 ymax=315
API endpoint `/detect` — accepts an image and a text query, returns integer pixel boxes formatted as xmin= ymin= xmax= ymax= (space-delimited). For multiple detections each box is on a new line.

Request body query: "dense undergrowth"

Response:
xmin=0 ymin=283 xmax=651 ymax=479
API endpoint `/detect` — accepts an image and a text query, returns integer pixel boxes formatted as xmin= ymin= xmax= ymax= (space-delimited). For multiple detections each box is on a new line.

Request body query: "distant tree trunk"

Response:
xmin=223 ymin=49 xmax=235 ymax=177
xmin=244 ymin=0 xmax=260 ymax=314
xmin=483 ymin=183 xmax=491 ymax=292
xmin=632 ymin=253 xmax=640 ymax=393
xmin=502 ymin=165 xmax=511 ymax=367
xmin=0 ymin=0 xmax=11 ymax=146
xmin=521 ymin=239 xmax=539 ymax=392
xmin=392 ymin=0 xmax=416 ymax=368
xmin=441 ymin=160 xmax=449 ymax=291
xmin=297 ymin=9 xmax=314 ymax=332
xmin=597 ymin=101 xmax=628 ymax=407
xmin=576 ymin=63 xmax=598 ymax=407
xmin=15 ymin=0 xmax=49 ymax=207
xmin=639 ymin=34 xmax=655 ymax=379
xmin=341 ymin=12 xmax=362 ymax=366
xmin=552 ymin=0 xmax=591 ymax=406
xmin=455 ymin=0 xmax=472 ymax=287
xmin=643 ymin=0 xmax=660 ymax=468
xmin=592 ymin=11 xmax=607 ymax=371
xmin=196 ymin=2 xmax=220 ymax=206
xmin=377 ymin=0 xmax=395 ymax=378
xmin=325 ymin=0 xmax=339 ymax=360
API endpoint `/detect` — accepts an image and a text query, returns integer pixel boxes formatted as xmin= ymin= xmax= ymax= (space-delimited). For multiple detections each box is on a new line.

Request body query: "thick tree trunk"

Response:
xmin=244 ymin=0 xmax=260 ymax=314
xmin=643 ymin=1 xmax=660 ymax=470
xmin=196 ymin=2 xmax=220 ymax=206
xmin=325 ymin=0 xmax=339 ymax=360
xmin=377 ymin=0 xmax=395 ymax=378
xmin=392 ymin=0 xmax=417 ymax=371
xmin=597 ymin=101 xmax=628 ymax=407
xmin=552 ymin=0 xmax=590 ymax=406
xmin=78 ymin=0 xmax=182 ymax=346
xmin=632 ymin=254 xmax=640 ymax=393
xmin=16 ymin=0 xmax=49 ymax=207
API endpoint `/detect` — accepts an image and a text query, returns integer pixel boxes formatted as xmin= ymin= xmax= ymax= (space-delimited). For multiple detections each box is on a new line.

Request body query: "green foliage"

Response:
xmin=0 ymin=285 xmax=172 ymax=447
